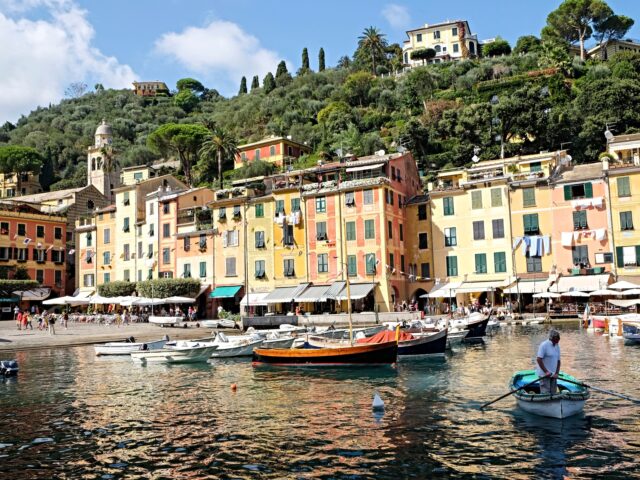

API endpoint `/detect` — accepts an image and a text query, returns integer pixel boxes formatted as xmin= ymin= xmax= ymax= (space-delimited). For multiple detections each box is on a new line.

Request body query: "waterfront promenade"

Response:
xmin=0 ymin=321 xmax=204 ymax=351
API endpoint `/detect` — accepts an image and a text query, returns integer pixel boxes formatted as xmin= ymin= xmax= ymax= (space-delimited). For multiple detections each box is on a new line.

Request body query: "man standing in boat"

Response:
xmin=535 ymin=329 xmax=561 ymax=394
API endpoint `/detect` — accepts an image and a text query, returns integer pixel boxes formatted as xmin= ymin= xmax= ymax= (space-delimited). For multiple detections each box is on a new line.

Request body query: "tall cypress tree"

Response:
xmin=275 ymin=60 xmax=292 ymax=87
xmin=263 ymin=72 xmax=276 ymax=94
xmin=250 ymin=75 xmax=260 ymax=91
xmin=318 ymin=47 xmax=326 ymax=71
xmin=238 ymin=76 xmax=247 ymax=95
xmin=300 ymin=47 xmax=310 ymax=74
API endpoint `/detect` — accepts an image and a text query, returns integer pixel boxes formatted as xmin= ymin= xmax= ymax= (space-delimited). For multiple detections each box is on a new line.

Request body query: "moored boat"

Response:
xmin=131 ymin=343 xmax=218 ymax=364
xmin=253 ymin=340 xmax=398 ymax=366
xmin=0 ymin=359 xmax=18 ymax=377
xmin=357 ymin=328 xmax=448 ymax=358
xmin=510 ymin=370 xmax=590 ymax=419
xmin=201 ymin=319 xmax=237 ymax=329
xmin=209 ymin=338 xmax=264 ymax=358
xmin=94 ymin=337 xmax=168 ymax=356
xmin=463 ymin=314 xmax=490 ymax=342
xmin=260 ymin=336 xmax=296 ymax=349
xmin=149 ymin=315 xmax=184 ymax=327
xmin=623 ymin=321 xmax=640 ymax=345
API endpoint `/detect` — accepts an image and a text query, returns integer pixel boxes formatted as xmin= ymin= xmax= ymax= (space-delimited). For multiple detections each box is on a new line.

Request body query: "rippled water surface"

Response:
xmin=1 ymin=325 xmax=640 ymax=479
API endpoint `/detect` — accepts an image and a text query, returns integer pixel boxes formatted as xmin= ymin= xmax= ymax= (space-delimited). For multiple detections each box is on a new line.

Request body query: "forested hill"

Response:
xmin=3 ymin=47 xmax=640 ymax=190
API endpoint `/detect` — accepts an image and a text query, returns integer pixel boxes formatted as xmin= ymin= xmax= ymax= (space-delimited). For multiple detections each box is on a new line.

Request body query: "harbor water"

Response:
xmin=1 ymin=325 xmax=639 ymax=479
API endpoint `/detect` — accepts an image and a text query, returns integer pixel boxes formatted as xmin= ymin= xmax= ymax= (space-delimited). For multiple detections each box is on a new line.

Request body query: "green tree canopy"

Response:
xmin=174 ymin=89 xmax=200 ymax=113
xmin=514 ymin=35 xmax=543 ymax=54
xmin=299 ymin=47 xmax=311 ymax=75
xmin=594 ymin=13 xmax=634 ymax=45
xmin=98 ymin=280 xmax=137 ymax=297
xmin=136 ymin=278 xmax=201 ymax=298
xmin=263 ymin=72 xmax=276 ymax=93
xmin=482 ymin=38 xmax=512 ymax=57
xmin=275 ymin=61 xmax=292 ymax=87
xmin=356 ymin=26 xmax=388 ymax=75
xmin=239 ymin=76 xmax=248 ymax=95
xmin=251 ymin=75 xmax=260 ymax=91
xmin=147 ymin=123 xmax=209 ymax=186
xmin=546 ymin=0 xmax=613 ymax=59
xmin=410 ymin=48 xmax=436 ymax=65
xmin=318 ymin=47 xmax=326 ymax=71
xmin=199 ymin=123 xmax=240 ymax=188
xmin=176 ymin=78 xmax=205 ymax=94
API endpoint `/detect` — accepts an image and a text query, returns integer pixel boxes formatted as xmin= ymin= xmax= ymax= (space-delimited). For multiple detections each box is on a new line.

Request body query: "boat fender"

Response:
xmin=141 ymin=343 xmax=148 ymax=351
xmin=372 ymin=392 xmax=384 ymax=411
xmin=231 ymin=383 xmax=237 ymax=392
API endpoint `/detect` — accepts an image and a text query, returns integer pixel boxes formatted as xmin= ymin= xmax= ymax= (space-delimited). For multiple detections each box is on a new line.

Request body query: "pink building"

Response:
xmin=550 ymin=163 xmax=613 ymax=284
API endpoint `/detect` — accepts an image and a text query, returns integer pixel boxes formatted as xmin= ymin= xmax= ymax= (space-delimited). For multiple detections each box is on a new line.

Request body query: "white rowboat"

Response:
xmin=95 ymin=338 xmax=167 ymax=356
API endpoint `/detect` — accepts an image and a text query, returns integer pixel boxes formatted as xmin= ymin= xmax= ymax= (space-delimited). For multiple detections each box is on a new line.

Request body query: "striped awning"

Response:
xmin=294 ymin=285 xmax=331 ymax=302
xmin=334 ymin=283 xmax=375 ymax=301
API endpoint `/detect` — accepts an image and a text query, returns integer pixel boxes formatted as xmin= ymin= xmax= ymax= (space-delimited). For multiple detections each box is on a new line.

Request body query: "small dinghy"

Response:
xmin=510 ymin=370 xmax=589 ymax=419
xmin=0 ymin=360 xmax=18 ymax=377
xmin=94 ymin=336 xmax=168 ymax=356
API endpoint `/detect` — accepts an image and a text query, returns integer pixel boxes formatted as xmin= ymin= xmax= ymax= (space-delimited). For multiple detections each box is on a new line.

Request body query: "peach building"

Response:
xmin=549 ymin=163 xmax=612 ymax=291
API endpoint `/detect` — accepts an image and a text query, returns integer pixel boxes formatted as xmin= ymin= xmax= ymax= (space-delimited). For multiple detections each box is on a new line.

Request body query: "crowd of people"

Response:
xmin=14 ymin=305 xmax=66 ymax=335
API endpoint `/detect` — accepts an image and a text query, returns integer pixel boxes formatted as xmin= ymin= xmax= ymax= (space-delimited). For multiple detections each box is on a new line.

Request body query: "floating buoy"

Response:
xmin=231 ymin=383 xmax=237 ymax=392
xmin=372 ymin=392 xmax=384 ymax=411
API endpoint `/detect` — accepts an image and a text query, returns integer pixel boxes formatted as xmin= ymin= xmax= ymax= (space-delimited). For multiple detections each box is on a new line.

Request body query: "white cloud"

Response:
xmin=382 ymin=4 xmax=410 ymax=30
xmin=0 ymin=0 xmax=136 ymax=123
xmin=154 ymin=20 xmax=283 ymax=93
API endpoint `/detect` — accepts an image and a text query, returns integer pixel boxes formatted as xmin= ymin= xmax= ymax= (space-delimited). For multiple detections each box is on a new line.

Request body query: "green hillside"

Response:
xmin=2 ymin=0 xmax=640 ymax=189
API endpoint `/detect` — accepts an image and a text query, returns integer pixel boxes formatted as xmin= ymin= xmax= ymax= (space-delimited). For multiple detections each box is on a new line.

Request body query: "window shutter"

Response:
xmin=532 ymin=214 xmax=539 ymax=231
xmin=222 ymin=233 xmax=228 ymax=247
xmin=636 ymin=246 xmax=640 ymax=266
xmin=523 ymin=215 xmax=531 ymax=232
xmin=584 ymin=182 xmax=593 ymax=199
xmin=616 ymin=246 xmax=624 ymax=268
xmin=563 ymin=185 xmax=571 ymax=201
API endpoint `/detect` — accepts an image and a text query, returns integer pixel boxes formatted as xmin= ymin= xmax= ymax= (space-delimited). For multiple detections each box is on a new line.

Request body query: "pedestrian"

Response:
xmin=62 ymin=311 xmax=69 ymax=329
xmin=26 ymin=312 xmax=33 ymax=330
xmin=15 ymin=309 xmax=22 ymax=330
xmin=22 ymin=312 xmax=28 ymax=331
xmin=535 ymin=329 xmax=561 ymax=394
xmin=48 ymin=314 xmax=56 ymax=335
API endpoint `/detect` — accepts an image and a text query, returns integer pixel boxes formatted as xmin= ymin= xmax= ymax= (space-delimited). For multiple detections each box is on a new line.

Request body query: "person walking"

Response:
xmin=535 ymin=329 xmax=561 ymax=394
xmin=15 ymin=309 xmax=22 ymax=330
xmin=48 ymin=314 xmax=56 ymax=335
xmin=62 ymin=311 xmax=69 ymax=329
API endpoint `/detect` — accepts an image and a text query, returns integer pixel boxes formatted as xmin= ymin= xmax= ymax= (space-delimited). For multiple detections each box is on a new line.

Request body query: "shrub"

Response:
xmin=98 ymin=281 xmax=137 ymax=297
xmin=136 ymin=278 xmax=201 ymax=298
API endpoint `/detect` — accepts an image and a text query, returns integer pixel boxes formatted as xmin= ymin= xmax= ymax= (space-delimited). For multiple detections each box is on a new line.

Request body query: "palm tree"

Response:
xmin=358 ymin=26 xmax=387 ymax=75
xmin=200 ymin=124 xmax=239 ymax=189
xmin=99 ymin=146 xmax=120 ymax=175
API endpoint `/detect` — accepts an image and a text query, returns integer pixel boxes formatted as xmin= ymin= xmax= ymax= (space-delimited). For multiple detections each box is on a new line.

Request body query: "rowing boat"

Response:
xmin=510 ymin=370 xmax=590 ymax=419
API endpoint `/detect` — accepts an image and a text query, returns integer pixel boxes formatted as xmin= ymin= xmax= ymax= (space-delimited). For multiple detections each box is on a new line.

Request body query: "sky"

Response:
xmin=0 ymin=0 xmax=639 ymax=125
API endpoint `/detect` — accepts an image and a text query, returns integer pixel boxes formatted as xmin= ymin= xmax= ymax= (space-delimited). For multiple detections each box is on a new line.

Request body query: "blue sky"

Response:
xmin=0 ymin=0 xmax=639 ymax=124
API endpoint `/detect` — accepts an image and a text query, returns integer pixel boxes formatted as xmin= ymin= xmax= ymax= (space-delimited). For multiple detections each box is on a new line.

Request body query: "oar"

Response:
xmin=480 ymin=377 xmax=541 ymax=410
xmin=561 ymin=377 xmax=640 ymax=404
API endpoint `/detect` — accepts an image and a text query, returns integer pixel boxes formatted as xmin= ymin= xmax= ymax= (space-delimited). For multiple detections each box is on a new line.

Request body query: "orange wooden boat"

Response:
xmin=252 ymin=340 xmax=398 ymax=366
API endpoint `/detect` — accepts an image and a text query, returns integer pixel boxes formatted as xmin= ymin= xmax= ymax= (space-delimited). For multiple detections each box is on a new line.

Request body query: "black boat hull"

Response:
xmin=398 ymin=329 xmax=447 ymax=357
xmin=464 ymin=318 xmax=489 ymax=341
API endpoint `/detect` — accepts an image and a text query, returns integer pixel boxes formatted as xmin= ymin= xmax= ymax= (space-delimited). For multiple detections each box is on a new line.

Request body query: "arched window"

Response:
xmin=434 ymin=45 xmax=441 ymax=53
xmin=91 ymin=158 xmax=96 ymax=171
xmin=87 ymin=200 xmax=94 ymax=211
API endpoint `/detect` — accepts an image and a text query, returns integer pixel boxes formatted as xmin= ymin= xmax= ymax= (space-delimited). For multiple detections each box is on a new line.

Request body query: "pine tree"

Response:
xmin=275 ymin=60 xmax=292 ymax=87
xmin=238 ymin=76 xmax=247 ymax=95
xmin=263 ymin=72 xmax=276 ymax=94
xmin=251 ymin=75 xmax=260 ymax=91
xmin=318 ymin=47 xmax=326 ymax=71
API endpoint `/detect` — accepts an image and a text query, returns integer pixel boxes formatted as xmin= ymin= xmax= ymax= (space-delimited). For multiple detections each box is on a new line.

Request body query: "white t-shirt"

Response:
xmin=535 ymin=339 xmax=560 ymax=377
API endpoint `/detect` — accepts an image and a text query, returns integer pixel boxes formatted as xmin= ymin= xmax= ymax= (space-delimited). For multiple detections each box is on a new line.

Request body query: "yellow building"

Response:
xmin=402 ymin=19 xmax=479 ymax=66
xmin=605 ymin=133 xmax=640 ymax=282
xmin=0 ymin=172 xmax=41 ymax=197
xmin=404 ymin=194 xmax=434 ymax=309
xmin=120 ymin=165 xmax=157 ymax=186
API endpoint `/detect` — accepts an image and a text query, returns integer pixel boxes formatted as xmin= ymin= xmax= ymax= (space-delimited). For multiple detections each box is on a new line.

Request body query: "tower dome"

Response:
xmin=95 ymin=119 xmax=112 ymax=136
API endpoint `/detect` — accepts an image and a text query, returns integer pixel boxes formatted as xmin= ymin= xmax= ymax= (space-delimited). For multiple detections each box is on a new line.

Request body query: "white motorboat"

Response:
xmin=206 ymin=333 xmax=264 ymax=358
xmin=260 ymin=336 xmax=296 ymax=349
xmin=94 ymin=337 xmax=168 ymax=356
xmin=149 ymin=315 xmax=184 ymax=327
xmin=131 ymin=343 xmax=218 ymax=364
xmin=201 ymin=319 xmax=237 ymax=329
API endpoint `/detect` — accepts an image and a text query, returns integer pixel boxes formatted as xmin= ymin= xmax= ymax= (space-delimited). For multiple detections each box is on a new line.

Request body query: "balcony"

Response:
xmin=510 ymin=171 xmax=546 ymax=182
xmin=463 ymin=168 xmax=505 ymax=184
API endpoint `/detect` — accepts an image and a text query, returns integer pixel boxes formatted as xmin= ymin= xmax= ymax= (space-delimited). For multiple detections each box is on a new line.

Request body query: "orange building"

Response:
xmin=235 ymin=136 xmax=311 ymax=170
xmin=132 ymin=81 xmax=169 ymax=97
xmin=0 ymin=202 xmax=67 ymax=305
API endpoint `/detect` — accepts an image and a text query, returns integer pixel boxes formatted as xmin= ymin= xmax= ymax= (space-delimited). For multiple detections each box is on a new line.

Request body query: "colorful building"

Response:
xmin=132 ymin=81 xmax=169 ymax=97
xmin=605 ymin=133 xmax=640 ymax=282
xmin=0 ymin=172 xmax=41 ymax=198
xmin=235 ymin=136 xmax=311 ymax=170
xmin=402 ymin=20 xmax=479 ymax=67
xmin=403 ymin=194 xmax=434 ymax=309
xmin=549 ymin=163 xmax=612 ymax=292
xmin=0 ymin=202 xmax=67 ymax=304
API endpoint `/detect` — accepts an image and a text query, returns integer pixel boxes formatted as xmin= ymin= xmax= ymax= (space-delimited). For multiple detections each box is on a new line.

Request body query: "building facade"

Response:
xmin=402 ymin=20 xmax=479 ymax=67
xmin=132 ymin=81 xmax=169 ymax=97
xmin=235 ymin=136 xmax=311 ymax=170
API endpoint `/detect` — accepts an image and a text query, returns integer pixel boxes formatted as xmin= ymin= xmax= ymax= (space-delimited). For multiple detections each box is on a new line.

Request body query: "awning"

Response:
xmin=322 ymin=281 xmax=346 ymax=301
xmin=551 ymin=273 xmax=611 ymax=293
xmin=263 ymin=283 xmax=309 ymax=304
xmin=335 ymin=283 xmax=375 ymax=301
xmin=294 ymin=285 xmax=331 ymax=302
xmin=210 ymin=285 xmax=242 ymax=298
xmin=503 ymin=279 xmax=550 ymax=294
xmin=456 ymin=280 xmax=508 ymax=294
xmin=608 ymin=299 xmax=640 ymax=308
xmin=13 ymin=287 xmax=51 ymax=301
xmin=240 ymin=292 xmax=269 ymax=307
xmin=345 ymin=163 xmax=384 ymax=173
xmin=427 ymin=282 xmax=462 ymax=298
xmin=195 ymin=285 xmax=210 ymax=298
xmin=0 ymin=296 xmax=20 ymax=303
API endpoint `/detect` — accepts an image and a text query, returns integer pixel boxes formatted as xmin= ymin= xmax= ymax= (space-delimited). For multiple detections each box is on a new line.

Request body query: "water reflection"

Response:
xmin=1 ymin=327 xmax=640 ymax=478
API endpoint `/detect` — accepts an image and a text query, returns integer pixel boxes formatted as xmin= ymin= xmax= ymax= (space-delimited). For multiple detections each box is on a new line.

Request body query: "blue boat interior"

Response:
xmin=513 ymin=371 xmax=583 ymax=395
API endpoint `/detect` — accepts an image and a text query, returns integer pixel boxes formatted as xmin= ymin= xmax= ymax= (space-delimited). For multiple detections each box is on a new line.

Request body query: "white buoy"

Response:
xmin=372 ymin=392 xmax=384 ymax=411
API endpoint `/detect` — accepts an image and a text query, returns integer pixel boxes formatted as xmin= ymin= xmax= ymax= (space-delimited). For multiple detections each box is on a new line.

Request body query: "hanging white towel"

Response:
xmin=542 ymin=235 xmax=551 ymax=255
xmin=592 ymin=197 xmax=603 ymax=208
xmin=595 ymin=228 xmax=607 ymax=241
xmin=561 ymin=232 xmax=573 ymax=247
xmin=521 ymin=236 xmax=530 ymax=256
xmin=530 ymin=236 xmax=540 ymax=256
xmin=512 ymin=237 xmax=523 ymax=250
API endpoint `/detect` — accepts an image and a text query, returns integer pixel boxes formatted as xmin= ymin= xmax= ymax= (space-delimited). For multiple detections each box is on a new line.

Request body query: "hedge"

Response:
xmin=98 ymin=281 xmax=137 ymax=297
xmin=136 ymin=278 xmax=201 ymax=298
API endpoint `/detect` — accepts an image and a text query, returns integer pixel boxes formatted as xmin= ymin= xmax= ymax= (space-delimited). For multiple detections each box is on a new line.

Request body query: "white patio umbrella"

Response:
xmin=89 ymin=294 xmax=121 ymax=305
xmin=560 ymin=291 xmax=589 ymax=297
xmin=619 ymin=288 xmax=640 ymax=296
xmin=132 ymin=297 xmax=165 ymax=306
xmin=163 ymin=296 xmax=196 ymax=303
xmin=589 ymin=289 xmax=619 ymax=296
xmin=609 ymin=280 xmax=640 ymax=290
xmin=533 ymin=292 xmax=561 ymax=298
xmin=43 ymin=296 xmax=71 ymax=306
